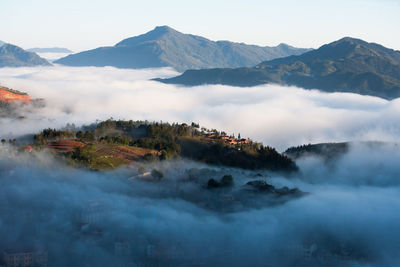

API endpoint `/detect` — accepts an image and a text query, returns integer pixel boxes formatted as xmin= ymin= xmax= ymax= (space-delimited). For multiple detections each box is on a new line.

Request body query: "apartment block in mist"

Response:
xmin=1 ymin=248 xmax=48 ymax=267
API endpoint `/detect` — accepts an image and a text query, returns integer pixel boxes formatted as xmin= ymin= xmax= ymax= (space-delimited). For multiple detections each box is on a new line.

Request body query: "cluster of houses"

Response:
xmin=204 ymin=134 xmax=249 ymax=146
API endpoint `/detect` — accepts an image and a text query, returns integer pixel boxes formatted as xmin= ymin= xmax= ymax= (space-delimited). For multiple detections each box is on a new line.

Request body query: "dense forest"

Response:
xmin=284 ymin=142 xmax=349 ymax=160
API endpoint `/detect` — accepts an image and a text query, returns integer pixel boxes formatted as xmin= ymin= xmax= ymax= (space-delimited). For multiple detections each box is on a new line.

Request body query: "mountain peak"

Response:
xmin=57 ymin=27 xmax=311 ymax=72
xmin=27 ymin=47 xmax=73 ymax=53
xmin=336 ymin=36 xmax=361 ymax=42
xmin=160 ymin=37 xmax=400 ymax=99
xmin=277 ymin=43 xmax=290 ymax=47
xmin=0 ymin=43 xmax=52 ymax=67
xmin=116 ymin=25 xmax=182 ymax=47
xmin=330 ymin=37 xmax=370 ymax=47
xmin=317 ymin=36 xmax=400 ymax=63
xmin=147 ymin=25 xmax=181 ymax=38
xmin=152 ymin=25 xmax=177 ymax=34
xmin=1 ymin=43 xmax=21 ymax=51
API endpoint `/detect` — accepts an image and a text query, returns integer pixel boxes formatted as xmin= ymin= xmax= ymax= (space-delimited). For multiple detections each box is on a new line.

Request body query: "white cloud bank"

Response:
xmin=1 ymin=145 xmax=400 ymax=266
xmin=1 ymin=66 xmax=399 ymax=150
xmin=1 ymin=66 xmax=400 ymax=266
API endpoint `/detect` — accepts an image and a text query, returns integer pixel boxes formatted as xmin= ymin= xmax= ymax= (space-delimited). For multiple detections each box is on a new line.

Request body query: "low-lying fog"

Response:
xmin=1 ymin=66 xmax=400 ymax=150
xmin=1 ymin=66 xmax=400 ymax=266
xmin=0 ymin=143 xmax=399 ymax=266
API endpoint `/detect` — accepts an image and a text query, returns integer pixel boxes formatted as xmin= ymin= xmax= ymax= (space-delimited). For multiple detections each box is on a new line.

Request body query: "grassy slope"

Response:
xmin=46 ymin=140 xmax=159 ymax=170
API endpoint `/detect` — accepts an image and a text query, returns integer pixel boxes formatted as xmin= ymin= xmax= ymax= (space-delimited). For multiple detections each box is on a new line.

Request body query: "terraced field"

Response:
xmin=46 ymin=140 xmax=159 ymax=169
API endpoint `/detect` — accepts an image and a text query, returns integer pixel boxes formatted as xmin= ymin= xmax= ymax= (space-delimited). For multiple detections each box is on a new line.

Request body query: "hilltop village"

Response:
xmin=26 ymin=119 xmax=297 ymax=172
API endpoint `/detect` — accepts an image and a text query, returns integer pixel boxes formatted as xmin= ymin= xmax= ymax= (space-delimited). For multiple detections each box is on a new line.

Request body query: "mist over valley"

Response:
xmin=0 ymin=65 xmax=399 ymax=266
xmin=1 ymin=2 xmax=399 ymax=265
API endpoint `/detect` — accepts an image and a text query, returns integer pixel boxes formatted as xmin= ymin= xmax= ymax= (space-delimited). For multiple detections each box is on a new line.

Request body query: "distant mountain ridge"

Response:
xmin=27 ymin=47 xmax=73 ymax=53
xmin=158 ymin=37 xmax=400 ymax=99
xmin=0 ymin=43 xmax=51 ymax=67
xmin=55 ymin=26 xmax=311 ymax=72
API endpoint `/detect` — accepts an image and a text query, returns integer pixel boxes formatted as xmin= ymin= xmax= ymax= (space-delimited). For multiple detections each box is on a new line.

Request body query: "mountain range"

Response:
xmin=54 ymin=26 xmax=311 ymax=72
xmin=0 ymin=43 xmax=51 ymax=67
xmin=27 ymin=47 xmax=73 ymax=53
xmin=158 ymin=37 xmax=400 ymax=100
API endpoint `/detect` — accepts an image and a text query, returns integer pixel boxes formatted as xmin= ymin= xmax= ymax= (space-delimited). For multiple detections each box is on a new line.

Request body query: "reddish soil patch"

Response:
xmin=0 ymin=86 xmax=31 ymax=104
xmin=47 ymin=140 xmax=86 ymax=152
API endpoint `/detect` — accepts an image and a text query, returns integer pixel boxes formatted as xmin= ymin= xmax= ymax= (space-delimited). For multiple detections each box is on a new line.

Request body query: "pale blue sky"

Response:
xmin=1 ymin=0 xmax=399 ymax=51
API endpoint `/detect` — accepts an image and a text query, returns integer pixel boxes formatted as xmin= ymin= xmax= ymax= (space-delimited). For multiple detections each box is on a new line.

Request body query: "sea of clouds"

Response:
xmin=1 ymin=65 xmax=400 ymax=150
xmin=1 ymin=66 xmax=400 ymax=266
xmin=0 ymin=143 xmax=400 ymax=266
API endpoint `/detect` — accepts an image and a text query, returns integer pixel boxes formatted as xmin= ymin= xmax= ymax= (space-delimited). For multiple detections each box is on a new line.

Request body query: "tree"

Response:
xmin=221 ymin=175 xmax=234 ymax=186
xmin=76 ymin=131 xmax=83 ymax=139
xmin=1 ymin=139 xmax=5 ymax=145
xmin=83 ymin=131 xmax=94 ymax=141
xmin=207 ymin=178 xmax=220 ymax=189
xmin=151 ymin=169 xmax=164 ymax=180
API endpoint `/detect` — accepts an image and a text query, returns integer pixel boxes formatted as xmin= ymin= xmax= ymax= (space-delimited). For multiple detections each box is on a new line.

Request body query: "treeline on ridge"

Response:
xmin=33 ymin=119 xmax=297 ymax=172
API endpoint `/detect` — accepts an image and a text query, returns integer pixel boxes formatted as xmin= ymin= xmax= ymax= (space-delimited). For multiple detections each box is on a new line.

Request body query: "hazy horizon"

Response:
xmin=1 ymin=0 xmax=399 ymax=51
